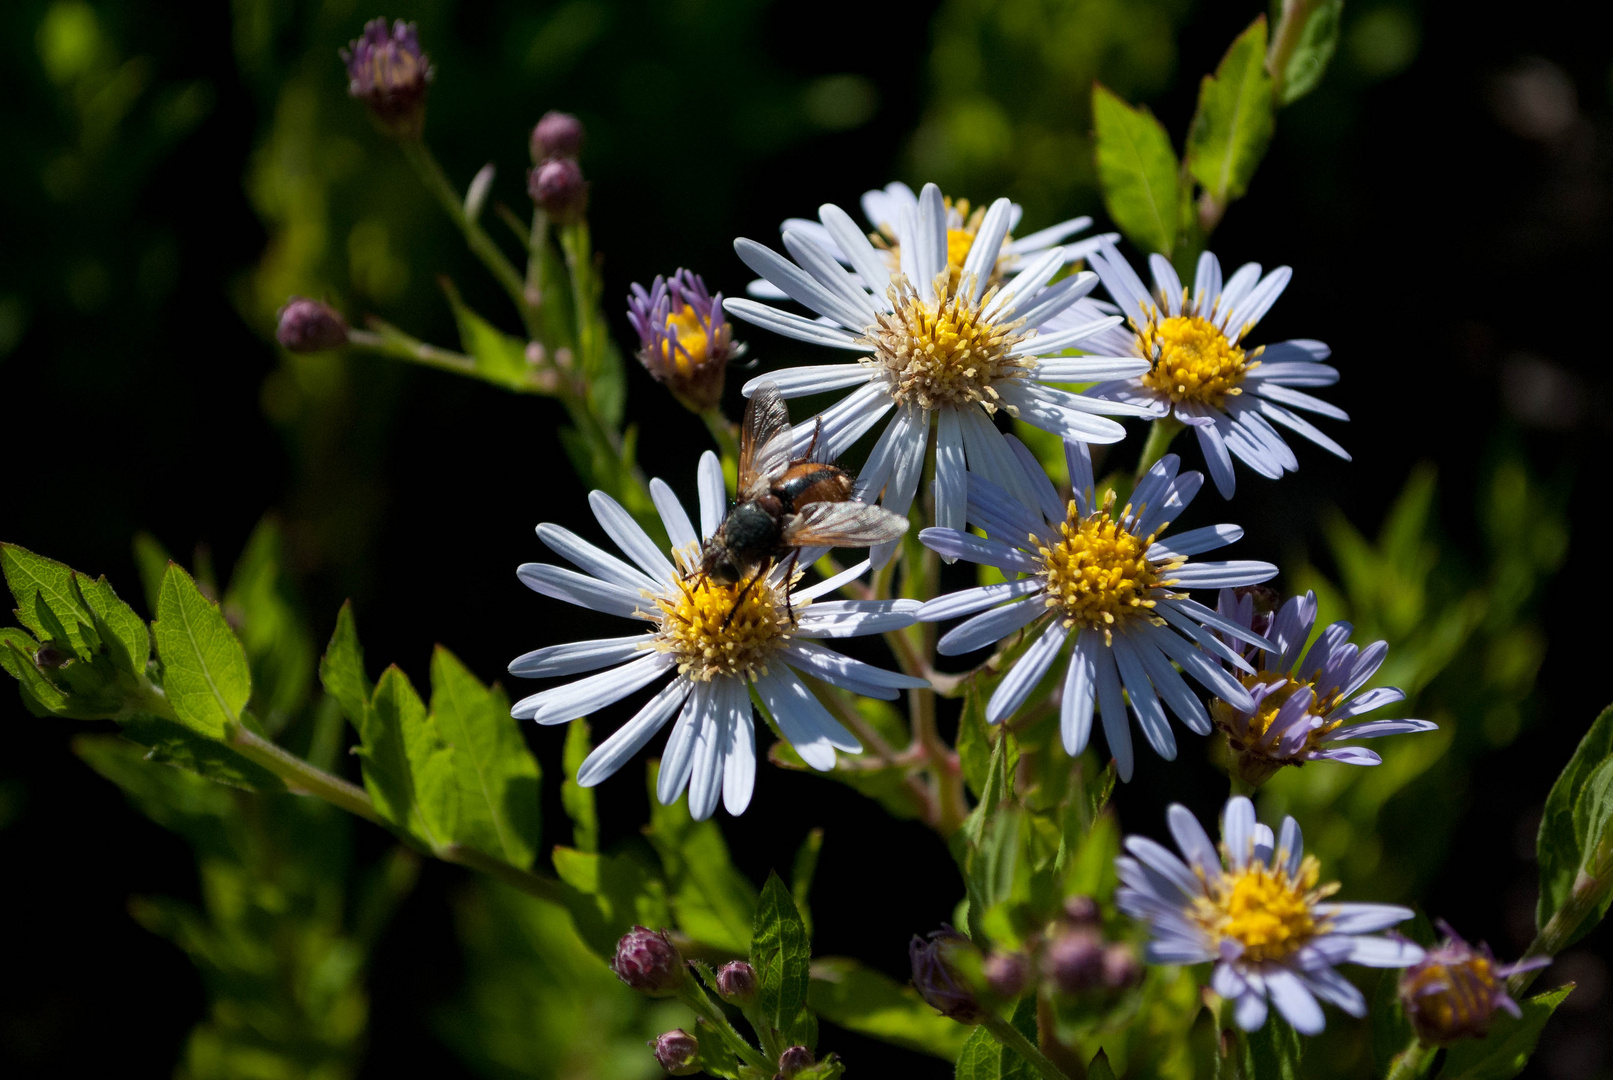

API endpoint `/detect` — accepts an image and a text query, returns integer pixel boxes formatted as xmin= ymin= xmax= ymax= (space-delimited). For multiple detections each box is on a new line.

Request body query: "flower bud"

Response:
xmin=776 ymin=1045 xmax=815 ymax=1078
xmin=1101 ymin=943 xmax=1141 ymax=990
xmin=627 ymin=269 xmax=742 ymax=413
xmin=276 ymin=298 xmax=349 ymax=353
xmin=1062 ymin=895 xmax=1100 ymax=925
xmin=529 ymin=157 xmax=588 ymax=224
xmin=611 ymin=926 xmax=686 ymax=996
xmin=531 ymin=110 xmax=584 ymax=161
xmin=340 ymin=18 xmax=432 ymax=138
xmin=1399 ymin=923 xmax=1550 ymax=1045
xmin=909 ymin=928 xmax=982 ymax=1024
xmin=651 ymin=1029 xmax=700 ymax=1075
xmin=1044 ymin=927 xmax=1105 ymax=995
xmin=716 ymin=960 xmax=759 ymax=1005
xmin=982 ymin=951 xmax=1030 ymax=1000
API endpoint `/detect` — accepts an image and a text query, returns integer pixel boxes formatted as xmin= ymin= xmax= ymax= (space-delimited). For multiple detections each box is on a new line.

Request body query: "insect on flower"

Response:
xmin=697 ymin=380 xmax=910 ymax=620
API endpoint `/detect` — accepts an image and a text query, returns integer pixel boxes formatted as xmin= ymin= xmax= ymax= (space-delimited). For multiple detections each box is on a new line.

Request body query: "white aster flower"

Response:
xmin=508 ymin=451 xmax=927 ymax=819
xmin=914 ymin=437 xmax=1278 ymax=780
xmin=1117 ymin=796 xmax=1424 ymax=1035
xmin=724 ymin=182 xmax=1153 ymax=566
xmin=1059 ymin=244 xmax=1349 ymax=499
xmin=747 ymin=180 xmax=1118 ymax=301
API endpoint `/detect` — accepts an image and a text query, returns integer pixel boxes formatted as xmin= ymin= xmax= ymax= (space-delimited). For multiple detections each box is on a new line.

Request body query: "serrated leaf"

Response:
xmin=550 ymin=845 xmax=670 ymax=957
xmin=807 ymin=957 xmax=970 ymax=1060
xmin=560 ymin=719 xmax=598 ymax=853
xmin=441 ymin=277 xmax=544 ymax=393
xmin=2 ymin=546 xmax=147 ymax=675
xmin=430 ymin=646 xmax=541 ymax=868
xmin=121 ymin=713 xmax=286 ymax=791
xmin=957 ymin=685 xmax=992 ymax=801
xmin=1537 ymin=703 xmax=1613 ymax=936
xmin=1279 ymin=0 xmax=1343 ymax=105
xmin=752 ymin=872 xmax=812 ymax=1042
xmin=361 ymin=665 xmax=459 ymax=849
xmin=954 ymin=995 xmax=1038 ymax=1079
xmin=1092 ymin=84 xmax=1180 ymax=256
xmin=1187 ymin=17 xmax=1274 ymax=205
xmin=223 ymin=518 xmax=313 ymax=732
xmin=154 ymin=563 xmax=251 ymax=738
xmin=646 ymin=766 xmax=757 ymax=953
xmin=132 ymin=532 xmax=171 ymax=615
xmin=1437 ymin=984 xmax=1573 ymax=1080
xmin=319 ymin=602 xmax=372 ymax=725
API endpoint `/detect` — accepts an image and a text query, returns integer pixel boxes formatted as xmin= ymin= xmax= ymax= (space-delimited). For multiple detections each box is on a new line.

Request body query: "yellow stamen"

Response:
xmin=650 ymin=554 xmax=796 ymax=682
xmin=1191 ymin=855 xmax=1336 ymax=963
xmin=660 ymin=304 xmax=711 ymax=375
xmin=862 ymin=273 xmax=1029 ymax=412
xmin=1136 ymin=314 xmax=1258 ymax=408
xmin=1036 ymin=491 xmax=1177 ymax=636
xmin=1211 ymin=670 xmax=1351 ymax=781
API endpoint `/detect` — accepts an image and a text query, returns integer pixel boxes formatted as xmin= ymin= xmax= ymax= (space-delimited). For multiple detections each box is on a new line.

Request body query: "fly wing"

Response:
xmin=782 ymin=500 xmax=910 ymax=549
xmin=738 ymin=381 xmax=793 ymax=498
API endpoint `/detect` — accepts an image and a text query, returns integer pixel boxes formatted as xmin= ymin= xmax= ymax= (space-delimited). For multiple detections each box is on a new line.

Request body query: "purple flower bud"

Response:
xmin=651 ymin=1029 xmax=700 ymax=1075
xmin=531 ymin=110 xmax=584 ymax=161
xmin=626 ymin=269 xmax=742 ymax=412
xmin=610 ymin=926 xmax=686 ymax=996
xmin=1400 ymin=922 xmax=1551 ymax=1045
xmin=1062 ymin=895 xmax=1100 ymax=925
xmin=776 ymin=1045 xmax=815 ymax=1078
xmin=909 ymin=928 xmax=982 ymax=1024
xmin=982 ymin=951 xmax=1030 ymax=999
xmin=716 ymin=960 xmax=759 ymax=1004
xmin=1045 ymin=928 xmax=1105 ymax=995
xmin=1100 ymin=944 xmax=1141 ymax=990
xmin=340 ymin=18 xmax=432 ymax=138
xmin=529 ymin=157 xmax=588 ymax=224
xmin=276 ymin=298 xmax=349 ymax=352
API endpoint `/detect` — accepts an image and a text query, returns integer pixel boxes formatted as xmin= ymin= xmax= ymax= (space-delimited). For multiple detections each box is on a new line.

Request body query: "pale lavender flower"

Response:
xmin=1399 ymin=921 xmax=1551 ymax=1044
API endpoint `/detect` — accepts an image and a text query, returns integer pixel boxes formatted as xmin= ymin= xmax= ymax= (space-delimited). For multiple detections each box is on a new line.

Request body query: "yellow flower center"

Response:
xmin=1036 ymin=492 xmax=1177 ymax=637
xmin=660 ymin=304 xmax=712 ymax=374
xmin=862 ymin=274 xmax=1029 ymax=412
xmin=1402 ymin=955 xmax=1501 ymax=1041
xmin=651 ymin=556 xmax=796 ymax=682
xmin=1137 ymin=314 xmax=1260 ymax=408
xmin=1212 ymin=671 xmax=1350 ymax=783
xmin=872 ymin=197 xmax=1013 ymax=294
xmin=1193 ymin=856 xmax=1335 ymax=964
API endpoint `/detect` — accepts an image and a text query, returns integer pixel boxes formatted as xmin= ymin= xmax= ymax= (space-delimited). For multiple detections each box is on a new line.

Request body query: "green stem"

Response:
xmin=1134 ymin=416 xmax=1185 ymax=482
xmin=1508 ymin=855 xmax=1613 ymax=997
xmin=980 ymin=1013 xmax=1075 ymax=1080
xmin=438 ymin=842 xmax=569 ymax=906
xmin=397 ymin=139 xmax=534 ymax=334
xmin=347 ymin=326 xmax=480 ymax=379
xmin=227 ymin=723 xmax=382 ymax=825
xmin=1384 ymin=1036 xmax=1437 ymax=1080
xmin=1228 ymin=775 xmax=1256 ymax=798
xmin=676 ymin=983 xmax=771 ymax=1072
xmin=1266 ymin=0 xmax=1317 ymax=105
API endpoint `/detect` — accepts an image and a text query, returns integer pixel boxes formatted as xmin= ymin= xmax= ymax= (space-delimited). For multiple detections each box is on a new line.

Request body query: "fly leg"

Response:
xmin=778 ymin=549 xmax=802 ymax=624
xmin=721 ymin=559 xmax=772 ymax=630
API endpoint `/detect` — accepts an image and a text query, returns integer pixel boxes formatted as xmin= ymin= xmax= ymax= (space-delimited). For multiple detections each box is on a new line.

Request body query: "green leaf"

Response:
xmin=319 ymin=602 xmax=372 ymax=728
xmin=1092 ymin=84 xmax=1180 ymax=256
xmin=807 ymin=957 xmax=969 ymax=1060
xmin=793 ymin=828 xmax=823 ymax=940
xmin=0 ymin=626 xmax=39 ymax=681
xmin=1537 ymin=703 xmax=1613 ymax=937
xmin=954 ymin=996 xmax=1038 ymax=1079
xmin=1437 ymin=984 xmax=1573 ymax=1080
xmin=360 ymin=665 xmax=459 ymax=849
xmin=1186 ymin=17 xmax=1275 ymax=206
xmin=441 ymin=277 xmax=545 ymax=393
xmin=560 ymin=718 xmax=598 ymax=853
xmin=1087 ymin=1050 xmax=1117 ymax=1080
xmin=1278 ymin=0 xmax=1343 ymax=105
xmin=3 ymin=635 xmax=71 ymax=716
xmin=957 ymin=685 xmax=993 ymax=801
xmin=1 ymin=544 xmax=147 ymax=674
xmin=550 ymin=845 xmax=670 ymax=957
xmin=154 ymin=563 xmax=252 ymax=738
xmin=73 ymin=574 xmax=150 ymax=677
xmin=223 ymin=518 xmax=313 ymax=732
xmin=1239 ymin=1015 xmax=1303 ymax=1079
xmin=121 ymin=713 xmax=286 ymax=792
xmin=646 ymin=766 xmax=757 ymax=953
xmin=751 ymin=871 xmax=812 ymax=1042
xmin=429 ymin=646 xmax=541 ymax=868
xmin=132 ymin=532 xmax=171 ymax=615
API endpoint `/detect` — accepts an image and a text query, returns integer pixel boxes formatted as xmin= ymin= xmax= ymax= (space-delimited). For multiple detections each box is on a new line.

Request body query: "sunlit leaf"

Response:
xmin=560 ymin=718 xmax=598 ymax=853
xmin=954 ymin=995 xmax=1037 ymax=1079
xmin=1437 ymin=984 xmax=1573 ymax=1080
xmin=154 ymin=563 xmax=251 ymax=738
xmin=1092 ymin=84 xmax=1179 ymax=256
xmin=360 ymin=665 xmax=459 ymax=850
xmin=807 ymin=957 xmax=969 ymax=1060
xmin=752 ymin=871 xmax=812 ymax=1043
xmin=1186 ymin=17 xmax=1274 ymax=205
xmin=1537 ymin=703 xmax=1613 ymax=941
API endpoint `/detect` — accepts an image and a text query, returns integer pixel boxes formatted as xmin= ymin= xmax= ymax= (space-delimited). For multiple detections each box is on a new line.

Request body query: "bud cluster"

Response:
xmin=527 ymin=110 xmax=588 ymax=223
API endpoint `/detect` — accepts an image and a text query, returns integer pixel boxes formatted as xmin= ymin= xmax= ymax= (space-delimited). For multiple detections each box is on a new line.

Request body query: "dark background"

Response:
xmin=1 ymin=0 xmax=1608 ymax=1076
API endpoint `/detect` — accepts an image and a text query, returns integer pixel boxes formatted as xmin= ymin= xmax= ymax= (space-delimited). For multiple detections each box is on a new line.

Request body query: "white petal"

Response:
xmin=819 ymin=203 xmax=896 ymax=309
xmin=512 ymin=652 xmax=673 ymax=723
xmin=535 ymin=524 xmax=661 ymax=592
xmin=933 ymin=407 xmax=967 ymax=535
xmin=723 ymin=297 xmax=865 ymax=350
xmin=734 ymin=237 xmax=871 ymax=330
xmin=960 ymin=197 xmax=1014 ymax=302
xmin=657 ymin=684 xmax=709 ymax=804
xmin=517 ymin=562 xmax=646 ymax=619
xmin=936 ymin=596 xmax=1046 ymax=655
xmin=754 ymin=664 xmax=859 ymax=770
xmin=509 ymin=635 xmax=646 ymax=678
xmin=987 ymin=620 xmax=1070 ymax=723
xmin=1062 ymin=635 xmax=1098 ymax=755
xmin=745 ymin=364 xmax=874 ymax=400
xmin=590 ymin=490 xmax=676 ymax=583
xmin=698 ymin=451 xmax=725 ymax=539
xmin=576 ymin=677 xmax=692 ymax=786
xmin=650 ymin=478 xmax=699 ymax=551
xmin=721 ymin=680 xmax=757 ymax=815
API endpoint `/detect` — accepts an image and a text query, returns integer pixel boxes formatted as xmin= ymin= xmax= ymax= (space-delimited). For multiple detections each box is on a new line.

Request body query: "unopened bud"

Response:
xmin=611 ymin=926 xmax=685 ymax=996
xmin=34 ymin=642 xmax=72 ymax=669
xmin=529 ymin=157 xmax=588 ymax=224
xmin=716 ymin=960 xmax=758 ymax=1004
xmin=1063 ymin=895 xmax=1100 ymax=925
xmin=651 ymin=1029 xmax=700 ymax=1075
xmin=531 ymin=110 xmax=584 ymax=161
xmin=1045 ymin=928 xmax=1105 ymax=995
xmin=276 ymin=298 xmax=349 ymax=352
xmin=626 ymin=269 xmax=742 ymax=413
xmin=776 ymin=1045 xmax=814 ymax=1078
xmin=1400 ymin=922 xmax=1550 ymax=1045
xmin=909 ymin=928 xmax=982 ymax=1024
xmin=982 ymin=951 xmax=1030 ymax=999
xmin=340 ymin=18 xmax=432 ymax=138
xmin=1101 ymin=943 xmax=1141 ymax=990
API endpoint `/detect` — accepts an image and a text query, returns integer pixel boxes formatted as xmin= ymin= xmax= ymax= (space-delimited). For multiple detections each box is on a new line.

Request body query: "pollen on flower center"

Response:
xmin=1192 ymin=856 xmax=1334 ymax=963
xmin=661 ymin=304 xmax=711 ymax=373
xmin=1036 ymin=492 xmax=1176 ymax=636
xmin=1212 ymin=671 xmax=1350 ymax=775
xmin=1137 ymin=314 xmax=1259 ymax=407
xmin=863 ymin=274 xmax=1030 ymax=412
xmin=651 ymin=562 xmax=795 ymax=682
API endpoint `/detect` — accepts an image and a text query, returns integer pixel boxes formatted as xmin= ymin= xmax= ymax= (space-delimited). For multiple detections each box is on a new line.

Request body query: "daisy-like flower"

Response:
xmin=627 ymin=269 xmax=744 ymax=412
xmin=1065 ymin=244 xmax=1349 ymax=498
xmin=1399 ymin=921 xmax=1550 ymax=1044
xmin=914 ymin=437 xmax=1278 ymax=780
xmin=1209 ymin=589 xmax=1438 ymax=786
xmin=1117 ymin=796 xmax=1424 ymax=1035
xmin=724 ymin=183 xmax=1153 ymax=564
xmin=749 ymin=181 xmax=1117 ymax=301
xmin=508 ymin=451 xmax=926 ymax=819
